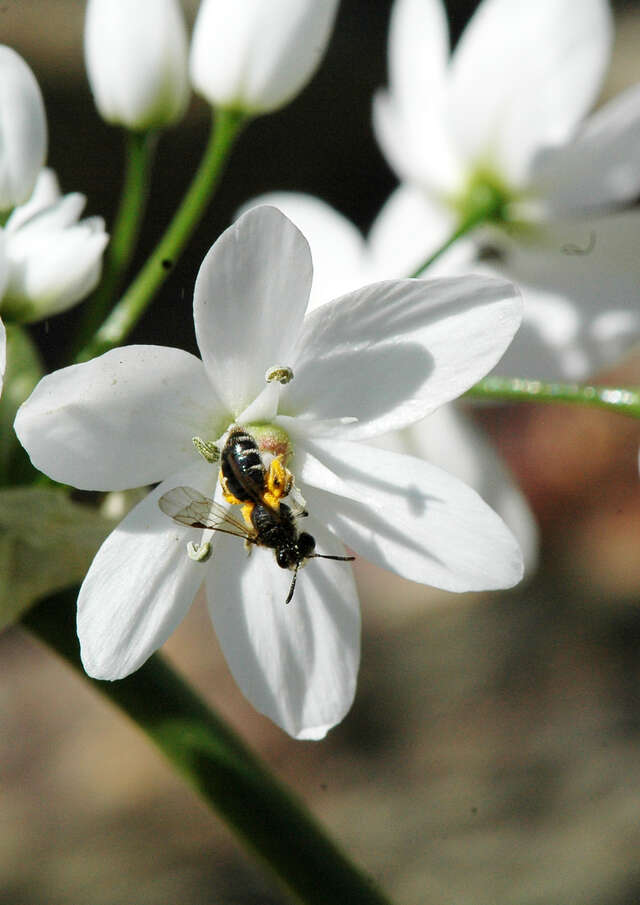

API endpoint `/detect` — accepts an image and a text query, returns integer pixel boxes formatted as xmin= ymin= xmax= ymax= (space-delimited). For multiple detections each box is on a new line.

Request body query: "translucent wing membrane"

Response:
xmin=158 ymin=485 xmax=251 ymax=538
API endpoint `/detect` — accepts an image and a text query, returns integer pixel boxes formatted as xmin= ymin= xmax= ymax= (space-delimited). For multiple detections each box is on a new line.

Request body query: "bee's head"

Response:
xmin=275 ymin=532 xmax=316 ymax=569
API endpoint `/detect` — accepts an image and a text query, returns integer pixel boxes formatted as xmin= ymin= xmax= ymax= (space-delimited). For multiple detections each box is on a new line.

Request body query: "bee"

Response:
xmin=159 ymin=427 xmax=354 ymax=604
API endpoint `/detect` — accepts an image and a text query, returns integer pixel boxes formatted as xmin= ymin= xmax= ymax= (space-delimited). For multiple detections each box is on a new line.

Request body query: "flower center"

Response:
xmin=450 ymin=166 xmax=514 ymax=228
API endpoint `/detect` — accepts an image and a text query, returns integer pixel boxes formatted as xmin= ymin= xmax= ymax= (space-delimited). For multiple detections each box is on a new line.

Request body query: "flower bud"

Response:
xmin=0 ymin=47 xmax=47 ymax=211
xmin=1 ymin=169 xmax=109 ymax=323
xmin=190 ymin=0 xmax=340 ymax=114
xmin=84 ymin=0 xmax=190 ymax=131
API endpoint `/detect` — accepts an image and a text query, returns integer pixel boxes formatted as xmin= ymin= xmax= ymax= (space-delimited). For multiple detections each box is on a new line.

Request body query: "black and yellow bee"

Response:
xmin=159 ymin=426 xmax=353 ymax=604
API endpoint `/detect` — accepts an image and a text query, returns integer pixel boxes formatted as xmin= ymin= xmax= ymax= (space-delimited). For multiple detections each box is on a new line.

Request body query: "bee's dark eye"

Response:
xmin=298 ymin=533 xmax=315 ymax=557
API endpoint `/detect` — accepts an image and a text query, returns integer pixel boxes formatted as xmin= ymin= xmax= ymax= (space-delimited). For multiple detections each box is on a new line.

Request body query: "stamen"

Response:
xmin=193 ymin=436 xmax=219 ymax=463
xmin=265 ymin=365 xmax=294 ymax=385
xmin=187 ymin=541 xmax=212 ymax=562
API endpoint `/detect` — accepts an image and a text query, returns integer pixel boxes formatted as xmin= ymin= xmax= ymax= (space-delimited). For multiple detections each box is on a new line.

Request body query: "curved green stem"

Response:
xmin=466 ymin=375 xmax=640 ymax=418
xmin=76 ymin=108 xmax=247 ymax=363
xmin=23 ymin=591 xmax=394 ymax=905
xmin=410 ymin=198 xmax=502 ymax=278
xmin=71 ymin=130 xmax=157 ymax=358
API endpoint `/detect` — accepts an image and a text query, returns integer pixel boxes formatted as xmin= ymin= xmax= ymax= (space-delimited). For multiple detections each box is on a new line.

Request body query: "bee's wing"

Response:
xmin=158 ymin=486 xmax=250 ymax=538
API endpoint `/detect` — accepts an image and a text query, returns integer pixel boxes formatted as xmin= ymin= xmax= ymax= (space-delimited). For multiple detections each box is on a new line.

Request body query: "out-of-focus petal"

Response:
xmin=190 ymin=0 xmax=339 ymax=114
xmin=299 ymin=437 xmax=524 ymax=591
xmin=3 ymin=216 xmax=108 ymax=321
xmin=373 ymin=0 xmax=463 ymax=192
xmin=78 ymin=466 xmax=215 ymax=680
xmin=448 ymin=0 xmax=613 ymax=184
xmin=237 ymin=192 xmax=368 ymax=309
xmin=194 ymin=206 xmax=312 ymax=416
xmin=367 ymin=183 xmax=464 ymax=277
xmin=5 ymin=168 xmax=60 ymax=232
xmin=0 ymin=46 xmax=47 ymax=209
xmin=530 ymin=83 xmax=640 ymax=214
xmin=487 ymin=213 xmax=640 ymax=379
xmin=84 ymin=0 xmax=189 ymax=129
xmin=282 ymin=275 xmax=522 ymax=439
xmin=14 ymin=346 xmax=217 ymax=490
xmin=205 ymin=515 xmax=360 ymax=739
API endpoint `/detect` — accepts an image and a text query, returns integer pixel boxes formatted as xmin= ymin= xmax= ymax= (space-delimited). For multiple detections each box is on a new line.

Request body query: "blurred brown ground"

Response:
xmin=3 ymin=3 xmax=640 ymax=904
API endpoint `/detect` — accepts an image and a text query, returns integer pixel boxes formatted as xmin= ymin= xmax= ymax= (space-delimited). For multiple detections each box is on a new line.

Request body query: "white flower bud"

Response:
xmin=0 ymin=47 xmax=47 ymax=211
xmin=1 ymin=169 xmax=109 ymax=323
xmin=84 ymin=0 xmax=190 ymax=131
xmin=190 ymin=0 xmax=340 ymax=114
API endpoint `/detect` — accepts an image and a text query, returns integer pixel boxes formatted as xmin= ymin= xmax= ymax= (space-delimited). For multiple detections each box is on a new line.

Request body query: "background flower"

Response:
xmin=0 ymin=45 xmax=47 ymax=211
xmin=0 ymin=169 xmax=108 ymax=323
xmin=190 ymin=0 xmax=341 ymax=113
xmin=84 ymin=0 xmax=190 ymax=130
xmin=373 ymin=0 xmax=640 ymax=380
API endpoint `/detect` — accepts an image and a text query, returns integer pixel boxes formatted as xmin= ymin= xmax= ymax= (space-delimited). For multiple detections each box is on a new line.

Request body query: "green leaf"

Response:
xmin=0 ymin=487 xmax=114 ymax=630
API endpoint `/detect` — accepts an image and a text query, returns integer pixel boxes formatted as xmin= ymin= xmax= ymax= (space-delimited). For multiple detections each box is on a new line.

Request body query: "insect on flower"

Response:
xmin=159 ymin=426 xmax=355 ymax=604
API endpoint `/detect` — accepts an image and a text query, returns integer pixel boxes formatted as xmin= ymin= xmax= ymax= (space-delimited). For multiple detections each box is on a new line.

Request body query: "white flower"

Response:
xmin=0 ymin=46 xmax=47 ymax=211
xmin=190 ymin=0 xmax=340 ymax=114
xmin=84 ymin=0 xmax=189 ymax=130
xmin=15 ymin=205 xmax=523 ymax=739
xmin=373 ymin=0 xmax=640 ymax=379
xmin=0 ymin=169 xmax=108 ymax=323
xmin=237 ymin=191 xmax=538 ymax=571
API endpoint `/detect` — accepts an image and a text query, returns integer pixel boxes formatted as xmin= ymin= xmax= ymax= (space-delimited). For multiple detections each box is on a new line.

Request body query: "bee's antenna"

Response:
xmin=310 ymin=554 xmax=355 ymax=562
xmin=285 ymin=565 xmax=299 ymax=605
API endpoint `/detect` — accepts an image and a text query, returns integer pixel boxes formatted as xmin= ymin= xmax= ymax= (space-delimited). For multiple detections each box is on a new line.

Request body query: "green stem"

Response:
xmin=76 ymin=108 xmax=247 ymax=363
xmin=23 ymin=591 xmax=394 ymax=905
xmin=71 ymin=130 xmax=157 ymax=357
xmin=466 ymin=375 xmax=640 ymax=418
xmin=409 ymin=205 xmax=492 ymax=278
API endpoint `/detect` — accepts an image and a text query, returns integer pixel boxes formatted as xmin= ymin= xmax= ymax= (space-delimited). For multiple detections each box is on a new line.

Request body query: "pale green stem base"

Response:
xmin=466 ymin=376 xmax=640 ymax=418
xmin=77 ymin=108 xmax=247 ymax=363
xmin=71 ymin=130 xmax=157 ymax=357
xmin=23 ymin=591 xmax=394 ymax=905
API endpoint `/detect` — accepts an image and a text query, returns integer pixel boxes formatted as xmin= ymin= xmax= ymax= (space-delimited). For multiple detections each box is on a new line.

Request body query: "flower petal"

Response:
xmin=85 ymin=0 xmax=189 ymax=130
xmin=376 ymin=404 xmax=538 ymax=573
xmin=0 ymin=46 xmax=47 ymax=209
xmin=190 ymin=0 xmax=340 ymax=114
xmin=205 ymin=516 xmax=360 ymax=739
xmin=298 ymin=437 xmax=524 ymax=592
xmin=194 ymin=206 xmax=312 ymax=416
xmin=487 ymin=213 xmax=640 ymax=380
xmin=530 ymin=83 xmax=640 ymax=214
xmin=373 ymin=0 xmax=463 ymax=192
xmin=281 ymin=275 xmax=522 ymax=439
xmin=448 ymin=0 xmax=613 ymax=184
xmin=237 ymin=192 xmax=368 ymax=310
xmin=14 ymin=345 xmax=218 ymax=490
xmin=367 ymin=183 xmax=463 ymax=277
xmin=4 ymin=215 xmax=109 ymax=321
xmin=78 ymin=465 xmax=215 ymax=679
xmin=5 ymin=168 xmax=61 ymax=232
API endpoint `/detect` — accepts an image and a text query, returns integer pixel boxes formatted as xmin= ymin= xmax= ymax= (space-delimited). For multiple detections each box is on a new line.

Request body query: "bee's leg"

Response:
xmin=240 ymin=501 xmax=255 ymax=531
xmin=263 ymin=455 xmax=294 ymax=509
xmin=220 ymin=472 xmax=244 ymax=507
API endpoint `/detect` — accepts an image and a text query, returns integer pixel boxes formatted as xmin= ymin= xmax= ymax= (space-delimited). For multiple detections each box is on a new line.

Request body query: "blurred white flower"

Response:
xmin=0 ymin=46 xmax=47 ymax=211
xmin=15 ymin=205 xmax=523 ymax=738
xmin=0 ymin=231 xmax=7 ymax=396
xmin=238 ymin=191 xmax=538 ymax=571
xmin=1 ymin=169 xmax=108 ymax=323
xmin=84 ymin=0 xmax=189 ymax=130
xmin=373 ymin=0 xmax=640 ymax=380
xmin=190 ymin=0 xmax=340 ymax=113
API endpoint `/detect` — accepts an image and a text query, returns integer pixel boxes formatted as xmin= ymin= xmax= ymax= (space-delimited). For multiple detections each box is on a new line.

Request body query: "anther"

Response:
xmin=187 ymin=541 xmax=211 ymax=562
xmin=193 ymin=436 xmax=219 ymax=463
xmin=265 ymin=365 xmax=294 ymax=385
